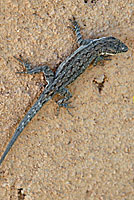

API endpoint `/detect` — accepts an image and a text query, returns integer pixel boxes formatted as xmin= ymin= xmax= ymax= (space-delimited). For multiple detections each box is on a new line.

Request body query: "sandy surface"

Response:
xmin=0 ymin=0 xmax=134 ymax=199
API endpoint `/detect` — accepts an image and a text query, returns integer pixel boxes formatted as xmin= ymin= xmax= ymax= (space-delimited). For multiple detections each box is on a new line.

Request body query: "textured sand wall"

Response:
xmin=0 ymin=0 xmax=133 ymax=199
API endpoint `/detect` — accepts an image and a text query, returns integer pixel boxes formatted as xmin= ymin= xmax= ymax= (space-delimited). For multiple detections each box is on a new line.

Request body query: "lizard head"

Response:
xmin=101 ymin=36 xmax=128 ymax=55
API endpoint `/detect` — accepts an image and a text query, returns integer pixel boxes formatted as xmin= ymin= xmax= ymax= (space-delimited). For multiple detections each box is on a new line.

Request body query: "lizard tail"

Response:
xmin=0 ymin=91 xmax=52 ymax=165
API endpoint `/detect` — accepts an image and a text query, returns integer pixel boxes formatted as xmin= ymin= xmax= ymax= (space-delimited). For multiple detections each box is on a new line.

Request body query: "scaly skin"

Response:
xmin=0 ymin=18 xmax=128 ymax=165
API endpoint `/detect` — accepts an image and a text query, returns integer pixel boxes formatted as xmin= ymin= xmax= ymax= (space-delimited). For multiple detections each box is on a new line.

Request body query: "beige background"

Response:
xmin=0 ymin=0 xmax=134 ymax=199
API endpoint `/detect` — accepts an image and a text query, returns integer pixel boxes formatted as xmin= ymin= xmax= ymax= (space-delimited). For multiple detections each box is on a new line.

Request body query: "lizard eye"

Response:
xmin=121 ymin=45 xmax=128 ymax=52
xmin=117 ymin=42 xmax=128 ymax=53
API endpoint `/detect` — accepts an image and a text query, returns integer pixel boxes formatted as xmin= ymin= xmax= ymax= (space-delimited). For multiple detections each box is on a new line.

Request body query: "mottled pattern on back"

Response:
xmin=0 ymin=18 xmax=128 ymax=165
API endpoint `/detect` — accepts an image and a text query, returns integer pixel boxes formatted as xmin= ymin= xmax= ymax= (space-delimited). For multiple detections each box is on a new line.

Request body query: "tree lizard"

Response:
xmin=0 ymin=17 xmax=128 ymax=165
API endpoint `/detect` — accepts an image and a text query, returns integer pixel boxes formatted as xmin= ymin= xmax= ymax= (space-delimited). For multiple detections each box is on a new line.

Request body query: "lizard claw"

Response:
xmin=56 ymin=101 xmax=74 ymax=116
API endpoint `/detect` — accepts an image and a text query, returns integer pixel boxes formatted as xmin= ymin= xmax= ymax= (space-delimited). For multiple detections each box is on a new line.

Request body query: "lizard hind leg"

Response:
xmin=14 ymin=56 xmax=54 ymax=85
xmin=56 ymin=88 xmax=74 ymax=116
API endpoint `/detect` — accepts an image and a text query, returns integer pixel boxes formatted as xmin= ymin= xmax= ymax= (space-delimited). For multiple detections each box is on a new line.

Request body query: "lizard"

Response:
xmin=0 ymin=17 xmax=128 ymax=165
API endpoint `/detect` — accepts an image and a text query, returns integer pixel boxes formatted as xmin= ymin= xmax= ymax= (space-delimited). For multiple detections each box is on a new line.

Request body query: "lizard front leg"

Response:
xmin=93 ymin=55 xmax=112 ymax=66
xmin=70 ymin=16 xmax=93 ymax=46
